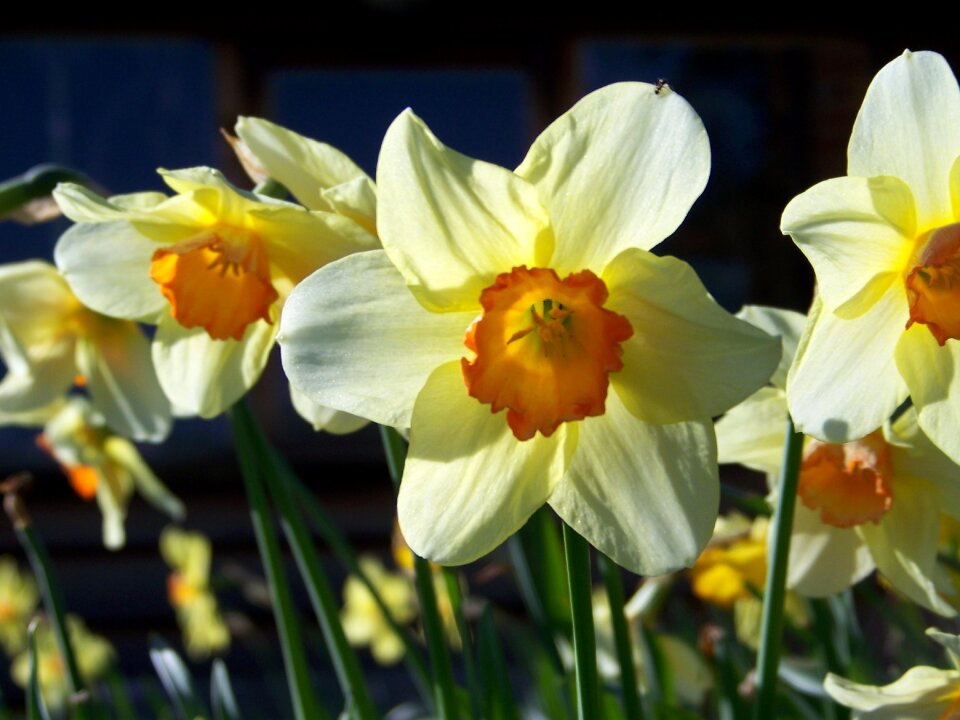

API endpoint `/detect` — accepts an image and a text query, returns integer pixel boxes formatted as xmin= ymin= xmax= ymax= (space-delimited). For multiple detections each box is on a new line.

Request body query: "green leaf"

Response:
xmin=230 ymin=402 xmax=376 ymax=720
xmin=148 ymin=635 xmax=208 ymax=720
xmin=228 ymin=404 xmax=327 ymax=720
xmin=477 ymin=606 xmax=520 ymax=720
xmin=26 ymin=621 xmax=50 ymax=720
xmin=211 ymin=660 xmax=241 ymax=720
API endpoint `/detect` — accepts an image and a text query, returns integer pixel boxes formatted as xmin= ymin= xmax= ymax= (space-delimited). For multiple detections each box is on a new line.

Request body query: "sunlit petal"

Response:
xmin=517 ymin=82 xmax=709 ymax=271
xmin=549 ymin=390 xmax=717 ymax=576
xmin=398 ymin=362 xmax=572 ymax=565
xmin=377 ymin=109 xmax=550 ymax=311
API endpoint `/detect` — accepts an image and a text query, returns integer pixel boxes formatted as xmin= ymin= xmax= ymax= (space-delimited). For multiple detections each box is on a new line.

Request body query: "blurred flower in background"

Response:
xmin=39 ymin=398 xmax=184 ymax=550
xmin=11 ymin=615 xmax=113 ymax=710
xmin=160 ymin=526 xmax=230 ymax=659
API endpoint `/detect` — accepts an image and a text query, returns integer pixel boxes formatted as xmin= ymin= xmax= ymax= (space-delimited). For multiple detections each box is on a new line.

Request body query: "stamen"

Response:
xmin=906 ymin=223 xmax=960 ymax=345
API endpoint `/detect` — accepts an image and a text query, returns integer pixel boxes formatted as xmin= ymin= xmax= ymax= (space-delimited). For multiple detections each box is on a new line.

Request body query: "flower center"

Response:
xmin=149 ymin=227 xmax=278 ymax=342
xmin=461 ymin=266 xmax=633 ymax=441
xmin=906 ymin=223 xmax=960 ymax=345
xmin=797 ymin=431 xmax=893 ymax=528
xmin=167 ymin=573 xmax=200 ymax=607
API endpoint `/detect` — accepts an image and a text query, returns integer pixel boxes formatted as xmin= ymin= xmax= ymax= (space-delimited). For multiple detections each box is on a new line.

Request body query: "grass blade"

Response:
xmin=231 ymin=402 xmax=377 ymax=720
xmin=211 ymin=660 xmax=241 ymax=720
xmin=148 ymin=636 xmax=207 ymax=720
xmin=379 ymin=426 xmax=461 ymax=720
xmin=227 ymin=406 xmax=325 ymax=720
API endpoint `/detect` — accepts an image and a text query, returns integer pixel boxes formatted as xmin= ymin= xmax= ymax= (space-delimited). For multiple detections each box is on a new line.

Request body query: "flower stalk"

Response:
xmin=3 ymin=475 xmax=92 ymax=720
xmin=564 ymin=522 xmax=600 ymax=720
xmin=231 ymin=401 xmax=377 ymax=720
xmin=752 ymin=415 xmax=805 ymax=719
xmin=227 ymin=405 xmax=324 ymax=720
xmin=599 ymin=553 xmax=644 ymax=719
xmin=380 ymin=426 xmax=460 ymax=720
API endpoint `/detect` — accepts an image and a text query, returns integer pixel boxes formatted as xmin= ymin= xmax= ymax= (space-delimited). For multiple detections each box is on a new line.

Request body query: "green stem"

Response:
xmin=0 ymin=164 xmax=91 ymax=217
xmin=379 ymin=425 xmax=460 ymax=720
xmin=443 ymin=569 xmax=482 ymax=720
xmin=752 ymin=416 xmax=804 ymax=720
xmin=507 ymin=535 xmax=566 ymax=673
xmin=598 ymin=555 xmax=643 ymax=720
xmin=15 ymin=521 xmax=92 ymax=720
xmin=563 ymin=522 xmax=599 ymax=720
xmin=287 ymin=472 xmax=433 ymax=701
xmin=228 ymin=406 xmax=323 ymax=720
xmin=415 ymin=555 xmax=461 ymax=720
xmin=231 ymin=402 xmax=377 ymax=720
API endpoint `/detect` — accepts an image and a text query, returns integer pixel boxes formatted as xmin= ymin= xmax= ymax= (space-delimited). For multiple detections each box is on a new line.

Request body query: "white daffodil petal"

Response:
xmin=858 ymin=477 xmax=956 ymax=616
xmin=377 ymin=110 xmax=549 ymax=311
xmin=55 ymin=221 xmax=167 ymax=322
xmin=888 ymin=410 xmax=960 ymax=517
xmin=549 ymin=391 xmax=718 ymax=576
xmin=235 ymin=117 xmax=377 ymax=217
xmin=735 ymin=306 xmax=807 ymax=390
xmin=321 ymin=177 xmax=378 ymax=235
xmin=76 ymin=321 xmax=171 ymax=442
xmin=279 ymin=251 xmax=475 ymax=428
xmin=781 ymin=175 xmax=915 ymax=319
xmin=53 ymin=183 xmax=152 ymax=223
xmin=0 ymin=261 xmax=78 ymax=333
xmin=896 ymin=324 xmax=960 ymax=465
xmin=517 ymin=82 xmax=710 ymax=271
xmin=104 ymin=436 xmax=185 ymax=520
xmin=788 ymin=291 xmax=908 ymax=443
xmin=926 ymin=629 xmax=960 ymax=659
xmin=398 ymin=361 xmax=572 ymax=565
xmin=0 ymin=319 xmax=75 ymax=414
xmin=826 ymin=667 xmax=960 ymax=718
xmin=235 ymin=117 xmax=373 ymax=211
xmin=849 ymin=50 xmax=960 ymax=229
xmin=605 ymin=249 xmax=780 ymax=424
xmin=715 ymin=387 xmax=788 ymax=476
xmin=289 ymin=385 xmax=369 ymax=435
xmin=153 ymin=316 xmax=276 ymax=419
xmin=788 ymin=503 xmax=874 ymax=597
xmin=249 ymin=207 xmax=379 ymax=286
xmin=54 ymin=183 xmax=209 ymax=230
xmin=95 ymin=466 xmax=131 ymax=551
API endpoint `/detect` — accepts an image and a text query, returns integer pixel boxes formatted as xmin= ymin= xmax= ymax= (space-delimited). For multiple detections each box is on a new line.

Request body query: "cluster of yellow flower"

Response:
xmin=5 ymin=44 xmax=960 ymax=712
xmin=0 ymin=556 xmax=112 ymax=710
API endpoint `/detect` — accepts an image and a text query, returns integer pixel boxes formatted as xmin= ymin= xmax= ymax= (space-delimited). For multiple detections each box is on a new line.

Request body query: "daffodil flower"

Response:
xmin=39 ymin=397 xmax=184 ymax=550
xmin=280 ymin=83 xmax=780 ymax=574
xmin=0 ymin=260 xmax=170 ymax=441
xmin=825 ymin=628 xmax=960 ymax=719
xmin=231 ymin=117 xmax=373 ymax=434
xmin=782 ymin=50 xmax=960 ymax=464
xmin=11 ymin=615 xmax=114 ymax=710
xmin=52 ymin=166 xmax=378 ymax=418
xmin=717 ymin=305 xmax=960 ymax=615
xmin=160 ymin=526 xmax=230 ymax=659
xmin=340 ymin=555 xmax=416 ymax=665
